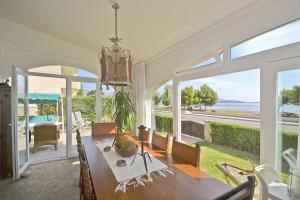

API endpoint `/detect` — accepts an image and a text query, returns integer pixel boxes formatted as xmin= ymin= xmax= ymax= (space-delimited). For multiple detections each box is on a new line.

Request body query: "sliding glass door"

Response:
xmin=12 ymin=67 xmax=29 ymax=179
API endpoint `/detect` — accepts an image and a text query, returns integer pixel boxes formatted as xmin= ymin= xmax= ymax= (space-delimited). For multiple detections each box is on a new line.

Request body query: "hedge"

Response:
xmin=210 ymin=122 xmax=260 ymax=154
xmin=154 ymin=115 xmax=298 ymax=155
xmin=155 ymin=115 xmax=173 ymax=134
xmin=210 ymin=121 xmax=298 ymax=155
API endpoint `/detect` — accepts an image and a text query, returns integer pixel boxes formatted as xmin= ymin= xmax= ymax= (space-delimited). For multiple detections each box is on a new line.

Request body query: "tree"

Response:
xmin=194 ymin=89 xmax=202 ymax=110
xmin=290 ymin=85 xmax=300 ymax=105
xmin=280 ymin=86 xmax=300 ymax=105
xmin=152 ymin=92 xmax=162 ymax=106
xmin=198 ymin=84 xmax=218 ymax=110
xmin=102 ymin=96 xmax=115 ymax=122
xmin=181 ymin=86 xmax=195 ymax=110
xmin=76 ymin=89 xmax=84 ymax=96
xmin=87 ymin=89 xmax=96 ymax=97
xmin=37 ymin=104 xmax=56 ymax=115
xmin=162 ymin=84 xmax=172 ymax=106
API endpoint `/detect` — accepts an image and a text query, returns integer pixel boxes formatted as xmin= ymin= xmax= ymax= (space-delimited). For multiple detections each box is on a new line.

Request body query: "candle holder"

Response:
xmin=130 ymin=125 xmax=152 ymax=173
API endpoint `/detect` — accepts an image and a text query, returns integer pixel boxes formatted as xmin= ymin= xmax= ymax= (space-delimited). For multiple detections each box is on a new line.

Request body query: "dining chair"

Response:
xmin=171 ymin=137 xmax=200 ymax=168
xmin=151 ymin=130 xmax=169 ymax=151
xmin=91 ymin=121 xmax=117 ymax=136
xmin=214 ymin=175 xmax=256 ymax=200
xmin=138 ymin=128 xmax=151 ymax=142
xmin=255 ymin=164 xmax=289 ymax=200
xmin=76 ymin=129 xmax=82 ymax=145
xmin=79 ymin=157 xmax=95 ymax=200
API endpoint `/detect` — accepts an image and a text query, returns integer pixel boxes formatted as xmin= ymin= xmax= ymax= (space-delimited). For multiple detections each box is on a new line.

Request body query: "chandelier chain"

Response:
xmin=114 ymin=4 xmax=118 ymax=39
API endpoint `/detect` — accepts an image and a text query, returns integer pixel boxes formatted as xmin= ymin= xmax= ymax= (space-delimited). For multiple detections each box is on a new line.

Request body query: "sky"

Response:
xmin=278 ymin=69 xmax=300 ymax=91
xmin=156 ymin=19 xmax=300 ymax=103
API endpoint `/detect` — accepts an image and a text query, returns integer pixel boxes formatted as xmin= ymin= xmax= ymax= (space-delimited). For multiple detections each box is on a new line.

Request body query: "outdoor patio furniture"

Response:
xmin=72 ymin=112 xmax=78 ymax=130
xmin=75 ymin=111 xmax=91 ymax=129
xmin=214 ymin=175 xmax=256 ymax=200
xmin=255 ymin=164 xmax=291 ymax=200
xmin=33 ymin=123 xmax=60 ymax=153
xmin=151 ymin=130 xmax=169 ymax=151
xmin=282 ymin=148 xmax=297 ymax=170
xmin=91 ymin=122 xmax=117 ymax=136
xmin=171 ymin=137 xmax=200 ymax=168
xmin=138 ymin=128 xmax=151 ymax=142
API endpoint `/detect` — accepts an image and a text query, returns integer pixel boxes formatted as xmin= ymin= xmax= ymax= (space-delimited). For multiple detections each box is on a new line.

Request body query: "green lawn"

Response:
xmin=157 ymin=132 xmax=289 ymax=185
xmin=194 ymin=141 xmax=260 ymax=186
xmin=157 ymin=132 xmax=260 ymax=186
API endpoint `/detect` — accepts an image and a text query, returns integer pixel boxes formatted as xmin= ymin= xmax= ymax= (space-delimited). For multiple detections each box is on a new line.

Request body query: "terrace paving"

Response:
xmin=0 ymin=158 xmax=80 ymax=200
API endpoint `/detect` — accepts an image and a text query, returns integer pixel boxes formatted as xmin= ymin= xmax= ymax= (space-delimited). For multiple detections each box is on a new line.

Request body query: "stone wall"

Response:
xmin=181 ymin=120 xmax=212 ymax=142
xmin=181 ymin=121 xmax=205 ymax=139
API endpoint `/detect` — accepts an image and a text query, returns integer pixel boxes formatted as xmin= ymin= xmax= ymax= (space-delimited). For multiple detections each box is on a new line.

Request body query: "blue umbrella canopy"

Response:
xmin=29 ymin=93 xmax=61 ymax=104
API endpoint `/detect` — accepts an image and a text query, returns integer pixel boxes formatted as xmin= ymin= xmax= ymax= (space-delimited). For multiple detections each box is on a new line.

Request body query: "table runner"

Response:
xmin=96 ymin=141 xmax=173 ymax=193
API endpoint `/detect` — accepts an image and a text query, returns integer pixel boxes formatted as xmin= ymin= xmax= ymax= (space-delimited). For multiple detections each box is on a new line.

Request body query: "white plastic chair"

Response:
xmin=255 ymin=164 xmax=291 ymax=200
xmin=72 ymin=112 xmax=78 ymax=129
xmin=282 ymin=148 xmax=297 ymax=170
xmin=75 ymin=111 xmax=90 ymax=129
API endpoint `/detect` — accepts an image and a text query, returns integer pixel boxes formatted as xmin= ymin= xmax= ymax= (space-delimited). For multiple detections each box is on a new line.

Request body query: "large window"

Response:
xmin=231 ymin=19 xmax=300 ymax=59
xmin=152 ymin=80 xmax=173 ymax=135
xmin=180 ymin=69 xmax=260 ymax=185
xmin=277 ymin=69 xmax=299 ymax=183
xmin=193 ymin=56 xmax=216 ymax=68
xmin=101 ymin=86 xmax=115 ymax=122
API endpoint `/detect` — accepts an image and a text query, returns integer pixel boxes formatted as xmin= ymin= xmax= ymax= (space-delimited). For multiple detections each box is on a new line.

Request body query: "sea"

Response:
xmin=191 ymin=102 xmax=300 ymax=114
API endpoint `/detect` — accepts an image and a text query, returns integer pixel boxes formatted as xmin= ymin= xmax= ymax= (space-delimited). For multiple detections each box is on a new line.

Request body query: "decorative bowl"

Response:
xmin=115 ymin=145 xmax=138 ymax=157
xmin=114 ymin=133 xmax=138 ymax=157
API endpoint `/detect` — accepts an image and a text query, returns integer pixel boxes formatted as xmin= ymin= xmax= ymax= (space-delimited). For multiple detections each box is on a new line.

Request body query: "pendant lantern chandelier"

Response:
xmin=98 ymin=3 xmax=132 ymax=88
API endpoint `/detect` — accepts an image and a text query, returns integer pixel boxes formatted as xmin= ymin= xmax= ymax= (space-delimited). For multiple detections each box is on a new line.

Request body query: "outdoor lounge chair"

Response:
xmin=33 ymin=123 xmax=60 ymax=153
xmin=282 ymin=148 xmax=297 ymax=170
xmin=72 ymin=112 xmax=78 ymax=129
xmin=75 ymin=111 xmax=91 ymax=129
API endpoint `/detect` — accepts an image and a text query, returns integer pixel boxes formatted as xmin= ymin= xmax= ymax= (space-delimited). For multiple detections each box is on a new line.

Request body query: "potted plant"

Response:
xmin=113 ymin=87 xmax=136 ymax=133
xmin=112 ymin=87 xmax=137 ymax=157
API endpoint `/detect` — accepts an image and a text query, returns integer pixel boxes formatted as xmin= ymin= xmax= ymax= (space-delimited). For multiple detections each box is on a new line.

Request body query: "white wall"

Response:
xmin=145 ymin=0 xmax=300 ymax=91
xmin=0 ymin=17 xmax=99 ymax=81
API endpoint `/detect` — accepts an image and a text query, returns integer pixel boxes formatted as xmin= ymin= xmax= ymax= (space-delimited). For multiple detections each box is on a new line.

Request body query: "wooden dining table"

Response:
xmin=83 ymin=135 xmax=232 ymax=200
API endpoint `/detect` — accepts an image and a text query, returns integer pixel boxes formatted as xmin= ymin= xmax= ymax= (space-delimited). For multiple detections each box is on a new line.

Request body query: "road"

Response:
xmin=157 ymin=111 xmax=299 ymax=132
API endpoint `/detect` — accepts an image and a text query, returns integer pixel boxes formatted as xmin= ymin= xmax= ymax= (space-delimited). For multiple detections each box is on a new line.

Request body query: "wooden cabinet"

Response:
xmin=0 ymin=87 xmax=12 ymax=177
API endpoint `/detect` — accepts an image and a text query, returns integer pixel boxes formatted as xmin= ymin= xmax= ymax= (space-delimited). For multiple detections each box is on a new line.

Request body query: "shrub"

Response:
xmin=154 ymin=115 xmax=298 ymax=155
xmin=210 ymin=121 xmax=298 ymax=155
xmin=155 ymin=115 xmax=173 ymax=134
xmin=210 ymin=122 xmax=260 ymax=154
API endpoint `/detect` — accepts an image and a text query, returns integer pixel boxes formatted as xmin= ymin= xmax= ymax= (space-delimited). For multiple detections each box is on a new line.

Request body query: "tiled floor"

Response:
xmin=0 ymin=158 xmax=80 ymax=200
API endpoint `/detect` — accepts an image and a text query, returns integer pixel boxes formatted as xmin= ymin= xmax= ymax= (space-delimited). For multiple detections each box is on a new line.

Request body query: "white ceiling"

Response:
xmin=0 ymin=0 xmax=258 ymax=62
